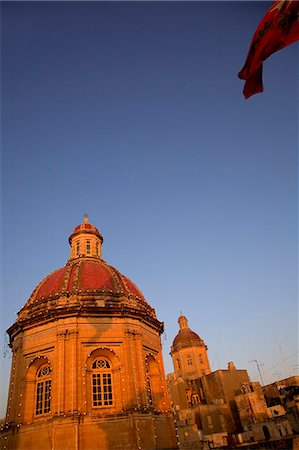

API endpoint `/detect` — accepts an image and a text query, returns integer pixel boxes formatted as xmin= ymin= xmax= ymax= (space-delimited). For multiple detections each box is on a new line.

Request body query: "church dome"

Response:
xmin=172 ymin=315 xmax=206 ymax=350
xmin=28 ymin=259 xmax=145 ymax=303
xmin=4 ymin=215 xmax=176 ymax=450
xmin=16 ymin=216 xmax=159 ymax=328
xmin=172 ymin=328 xmax=203 ymax=348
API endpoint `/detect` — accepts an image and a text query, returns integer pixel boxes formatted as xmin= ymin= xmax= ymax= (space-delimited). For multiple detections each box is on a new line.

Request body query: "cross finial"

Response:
xmin=83 ymin=213 xmax=89 ymax=224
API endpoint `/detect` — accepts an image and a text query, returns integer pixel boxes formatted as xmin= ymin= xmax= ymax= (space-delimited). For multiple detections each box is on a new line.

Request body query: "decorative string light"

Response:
xmin=152 ymin=414 xmax=157 ymax=447
xmin=57 ymin=330 xmax=67 ymax=414
xmin=157 ymin=353 xmax=170 ymax=412
xmin=71 ymin=329 xmax=75 ymax=412
xmin=6 ymin=354 xmax=16 ymax=421
xmin=121 ymin=367 xmax=126 ymax=410
xmin=82 ymin=364 xmax=87 ymax=416
xmin=129 ymin=329 xmax=142 ymax=449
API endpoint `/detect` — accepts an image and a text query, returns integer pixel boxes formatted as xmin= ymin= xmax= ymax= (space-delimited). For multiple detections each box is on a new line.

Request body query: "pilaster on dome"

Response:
xmin=68 ymin=214 xmax=104 ymax=260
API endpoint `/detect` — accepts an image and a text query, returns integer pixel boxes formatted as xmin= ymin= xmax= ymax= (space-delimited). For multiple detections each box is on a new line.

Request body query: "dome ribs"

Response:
xmin=21 ymin=259 xmax=148 ymax=315
xmin=69 ymin=261 xmax=80 ymax=291
xmin=33 ymin=268 xmax=66 ymax=301
xmin=80 ymin=260 xmax=118 ymax=291
xmin=99 ymin=261 xmax=124 ymax=293
xmin=121 ymin=275 xmax=144 ymax=301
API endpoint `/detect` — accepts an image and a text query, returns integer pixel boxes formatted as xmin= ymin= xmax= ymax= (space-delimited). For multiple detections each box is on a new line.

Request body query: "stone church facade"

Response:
xmin=1 ymin=216 xmax=178 ymax=450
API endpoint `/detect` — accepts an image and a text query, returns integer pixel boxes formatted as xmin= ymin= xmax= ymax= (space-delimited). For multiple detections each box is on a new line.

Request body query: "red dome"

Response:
xmin=29 ymin=259 xmax=145 ymax=303
xmin=16 ymin=256 xmax=160 ymax=329
xmin=172 ymin=329 xmax=204 ymax=349
xmin=15 ymin=218 xmax=161 ymax=331
xmin=171 ymin=315 xmax=206 ymax=350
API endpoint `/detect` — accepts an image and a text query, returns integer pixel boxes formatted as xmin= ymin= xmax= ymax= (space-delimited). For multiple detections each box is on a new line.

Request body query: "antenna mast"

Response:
xmin=249 ymin=359 xmax=265 ymax=386
xmin=274 ymin=332 xmax=291 ymax=378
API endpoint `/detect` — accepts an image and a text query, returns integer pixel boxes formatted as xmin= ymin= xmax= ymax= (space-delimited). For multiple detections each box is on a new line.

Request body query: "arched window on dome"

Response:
xmin=199 ymin=354 xmax=203 ymax=364
xmin=96 ymin=242 xmax=99 ymax=256
xmin=91 ymin=358 xmax=113 ymax=407
xmin=76 ymin=241 xmax=80 ymax=256
xmin=35 ymin=364 xmax=52 ymax=416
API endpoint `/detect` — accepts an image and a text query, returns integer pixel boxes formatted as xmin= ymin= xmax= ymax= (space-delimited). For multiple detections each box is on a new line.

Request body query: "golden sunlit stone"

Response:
xmin=1 ymin=217 xmax=178 ymax=450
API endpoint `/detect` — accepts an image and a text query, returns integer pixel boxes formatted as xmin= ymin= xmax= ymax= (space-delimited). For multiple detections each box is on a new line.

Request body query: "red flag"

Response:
xmin=238 ymin=1 xmax=299 ymax=99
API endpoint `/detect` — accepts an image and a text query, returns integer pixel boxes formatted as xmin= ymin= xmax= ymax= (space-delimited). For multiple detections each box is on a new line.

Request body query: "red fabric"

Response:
xmin=238 ymin=1 xmax=299 ymax=99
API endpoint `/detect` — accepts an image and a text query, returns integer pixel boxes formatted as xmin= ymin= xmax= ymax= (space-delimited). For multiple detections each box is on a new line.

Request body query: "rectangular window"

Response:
xmin=86 ymin=241 xmax=91 ymax=254
xmin=36 ymin=380 xmax=51 ymax=415
xmin=76 ymin=242 xmax=80 ymax=256
xmin=145 ymin=363 xmax=153 ymax=405
xmin=92 ymin=374 xmax=102 ymax=406
xmin=92 ymin=373 xmax=112 ymax=407
xmin=44 ymin=380 xmax=51 ymax=413
xmin=103 ymin=374 xmax=113 ymax=405
xmin=36 ymin=382 xmax=44 ymax=415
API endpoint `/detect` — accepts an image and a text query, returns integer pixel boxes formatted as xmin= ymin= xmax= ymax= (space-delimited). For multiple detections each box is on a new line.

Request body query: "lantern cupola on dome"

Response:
xmin=69 ymin=213 xmax=103 ymax=259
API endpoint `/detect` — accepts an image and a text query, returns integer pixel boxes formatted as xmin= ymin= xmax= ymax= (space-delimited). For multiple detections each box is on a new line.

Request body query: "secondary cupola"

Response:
xmin=171 ymin=315 xmax=211 ymax=380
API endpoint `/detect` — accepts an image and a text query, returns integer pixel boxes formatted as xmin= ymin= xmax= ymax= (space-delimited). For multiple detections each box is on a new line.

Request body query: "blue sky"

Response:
xmin=1 ymin=1 xmax=298 ymax=416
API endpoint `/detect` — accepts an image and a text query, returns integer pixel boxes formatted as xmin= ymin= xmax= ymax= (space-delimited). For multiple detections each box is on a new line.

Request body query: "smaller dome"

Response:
xmin=171 ymin=315 xmax=206 ymax=350
xmin=172 ymin=329 xmax=203 ymax=348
